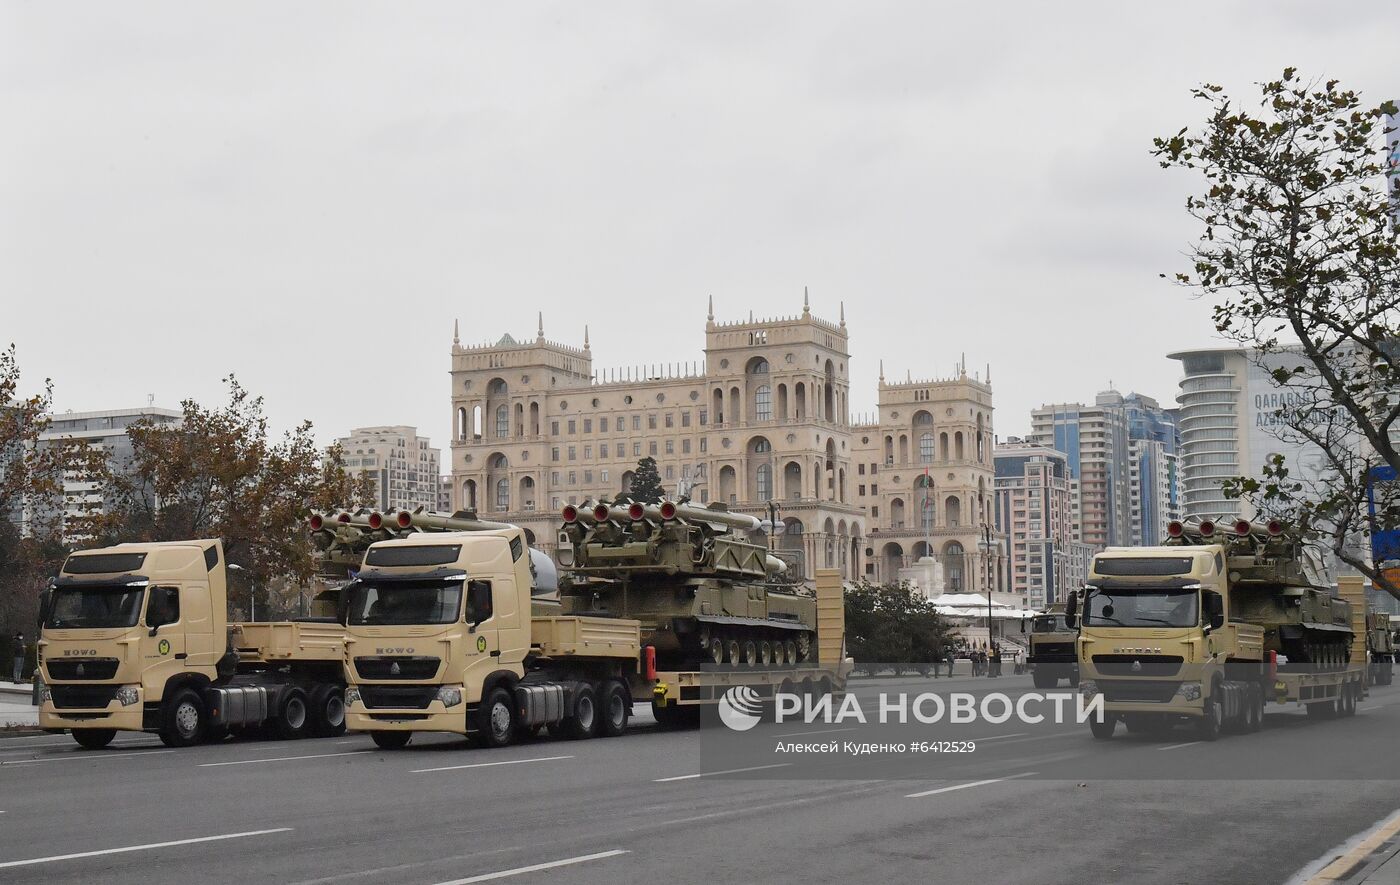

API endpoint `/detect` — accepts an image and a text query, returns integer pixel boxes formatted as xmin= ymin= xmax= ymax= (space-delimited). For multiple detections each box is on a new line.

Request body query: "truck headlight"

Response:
xmin=436 ymin=686 xmax=463 ymax=708
xmin=115 ymin=686 xmax=140 ymax=706
xmin=1079 ymin=680 xmax=1098 ymax=697
xmin=1176 ymin=682 xmax=1202 ymax=701
xmin=344 ymin=687 xmax=362 ymax=707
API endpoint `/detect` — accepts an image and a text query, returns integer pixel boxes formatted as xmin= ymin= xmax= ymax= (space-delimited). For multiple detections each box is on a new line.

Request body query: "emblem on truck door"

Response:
xmin=158 ymin=639 xmax=171 ymax=656
xmin=476 ymin=636 xmax=487 ymax=653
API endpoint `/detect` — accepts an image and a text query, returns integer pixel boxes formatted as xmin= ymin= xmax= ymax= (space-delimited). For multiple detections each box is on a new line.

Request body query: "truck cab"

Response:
xmin=40 ymin=539 xmax=347 ymax=749
xmin=343 ymin=527 xmax=643 ymax=749
xmin=1024 ymin=603 xmax=1078 ymax=688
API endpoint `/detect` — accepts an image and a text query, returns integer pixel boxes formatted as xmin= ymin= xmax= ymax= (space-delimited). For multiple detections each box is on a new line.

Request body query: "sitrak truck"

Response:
xmin=38 ymin=540 xmax=347 ymax=749
xmin=329 ymin=504 xmax=846 ymax=749
xmin=1068 ymin=518 xmax=1365 ymax=741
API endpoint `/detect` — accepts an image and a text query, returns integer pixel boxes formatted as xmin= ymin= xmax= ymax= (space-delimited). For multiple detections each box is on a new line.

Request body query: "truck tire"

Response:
xmin=1339 ymin=685 xmax=1357 ymax=717
xmin=1031 ymin=669 xmax=1056 ymax=689
xmin=1244 ymin=685 xmax=1263 ymax=733
xmin=159 ymin=688 xmax=208 ymax=748
xmin=1196 ymin=694 xmax=1223 ymax=741
xmin=563 ymin=684 xmax=599 ymax=740
xmin=370 ymin=730 xmax=412 ymax=749
xmin=274 ymin=687 xmax=310 ymax=740
xmin=1089 ymin=714 xmax=1117 ymax=740
xmin=599 ymin=680 xmax=629 ymax=738
xmin=475 ymin=687 xmax=516 ymax=748
xmin=309 ymin=685 xmax=347 ymax=738
xmin=72 ymin=728 xmax=116 ymax=750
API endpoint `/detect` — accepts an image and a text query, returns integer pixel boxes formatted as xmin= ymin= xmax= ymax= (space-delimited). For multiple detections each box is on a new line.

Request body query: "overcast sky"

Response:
xmin=3 ymin=2 xmax=1397 ymax=452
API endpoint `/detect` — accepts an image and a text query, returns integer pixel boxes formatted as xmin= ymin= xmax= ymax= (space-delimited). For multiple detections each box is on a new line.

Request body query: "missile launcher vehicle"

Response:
xmin=557 ymin=499 xmax=817 ymax=669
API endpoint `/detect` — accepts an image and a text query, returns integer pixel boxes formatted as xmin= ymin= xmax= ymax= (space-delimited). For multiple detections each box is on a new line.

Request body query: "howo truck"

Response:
xmin=1067 ymin=518 xmax=1365 ymax=741
xmin=337 ymin=506 xmax=847 ymax=749
xmin=39 ymin=540 xmax=347 ymax=749
xmin=1023 ymin=603 xmax=1078 ymax=688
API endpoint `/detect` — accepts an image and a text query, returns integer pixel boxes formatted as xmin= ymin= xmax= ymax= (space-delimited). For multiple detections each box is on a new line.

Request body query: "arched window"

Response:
xmin=755 ymin=385 xmax=772 ymax=421
xmin=946 ymin=496 xmax=961 ymax=527
xmin=495 ymin=478 xmax=509 ymax=510
xmin=919 ymin=432 xmax=934 ymax=463
xmin=752 ymin=437 xmax=772 ymax=454
xmin=749 ymin=358 xmax=770 ymax=375
xmin=944 ymin=541 xmax=965 ymax=592
xmin=756 ymin=464 xmax=772 ymax=500
xmin=495 ymin=404 xmax=509 ymax=438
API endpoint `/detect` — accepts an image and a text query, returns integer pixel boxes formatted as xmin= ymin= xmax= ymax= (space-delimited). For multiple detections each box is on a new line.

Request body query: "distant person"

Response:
xmin=946 ymin=649 xmax=956 ymax=678
xmin=12 ymin=632 xmax=25 ymax=683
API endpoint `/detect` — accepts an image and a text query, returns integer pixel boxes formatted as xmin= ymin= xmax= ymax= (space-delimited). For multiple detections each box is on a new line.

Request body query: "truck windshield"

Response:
xmin=347 ymin=579 xmax=463 ymax=626
xmin=1084 ymin=588 xmax=1198 ymax=628
xmin=44 ymin=585 xmax=146 ymax=629
xmin=1032 ymin=616 xmax=1069 ymax=633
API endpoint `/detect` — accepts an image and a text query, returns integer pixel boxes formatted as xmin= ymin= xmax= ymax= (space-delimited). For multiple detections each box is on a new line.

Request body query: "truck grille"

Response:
xmin=1099 ymin=680 xmax=1181 ymax=703
xmin=1092 ymin=655 xmax=1184 ymax=677
xmin=359 ymin=686 xmax=438 ymax=710
xmin=46 ymin=658 xmax=120 ymax=681
xmin=49 ymin=685 xmax=119 ymax=709
xmin=354 ymin=657 xmax=441 ymax=680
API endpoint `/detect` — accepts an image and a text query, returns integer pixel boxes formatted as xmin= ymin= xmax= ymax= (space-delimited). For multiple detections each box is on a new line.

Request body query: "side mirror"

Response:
xmin=148 ymin=624 xmax=161 ymax=637
xmin=1064 ymin=594 xmax=1078 ymax=630
xmin=1204 ymin=592 xmax=1225 ymax=631
xmin=1210 ymin=612 xmax=1225 ymax=630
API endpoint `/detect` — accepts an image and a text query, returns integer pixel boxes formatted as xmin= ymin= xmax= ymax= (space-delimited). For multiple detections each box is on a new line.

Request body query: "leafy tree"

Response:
xmin=844 ymin=580 xmax=956 ymax=675
xmin=0 ymin=344 xmax=108 ymax=643
xmin=1155 ymin=69 xmax=1400 ymax=595
xmin=101 ymin=376 xmax=375 ymax=617
xmin=628 ymin=456 xmax=667 ymax=503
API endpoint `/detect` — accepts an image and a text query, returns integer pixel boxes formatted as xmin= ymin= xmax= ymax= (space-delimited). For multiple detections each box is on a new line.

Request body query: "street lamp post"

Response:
xmin=978 ymin=524 xmax=995 ymax=677
xmin=228 ymin=563 xmax=250 ymax=621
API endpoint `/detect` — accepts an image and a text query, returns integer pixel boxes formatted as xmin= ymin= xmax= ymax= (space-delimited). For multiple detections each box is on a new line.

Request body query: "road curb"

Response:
xmin=1303 ymin=809 xmax=1400 ymax=884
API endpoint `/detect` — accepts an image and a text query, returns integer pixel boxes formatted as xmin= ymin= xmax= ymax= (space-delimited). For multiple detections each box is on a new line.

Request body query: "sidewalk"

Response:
xmin=0 ymin=680 xmax=39 ymax=728
xmin=1301 ymin=811 xmax=1400 ymax=884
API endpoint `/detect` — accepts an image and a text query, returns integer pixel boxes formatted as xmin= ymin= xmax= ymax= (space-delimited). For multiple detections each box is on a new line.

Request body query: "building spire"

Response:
xmin=879 ymin=359 xmax=885 ymax=383
xmin=802 ymin=286 xmax=810 ymax=315
xmin=839 ymin=300 xmax=845 ymax=327
xmin=452 ymin=318 xmax=459 ymax=346
xmin=707 ymin=294 xmax=714 ymax=322
xmin=537 ymin=311 xmax=544 ymax=340
xmin=584 ymin=324 xmax=591 ymax=350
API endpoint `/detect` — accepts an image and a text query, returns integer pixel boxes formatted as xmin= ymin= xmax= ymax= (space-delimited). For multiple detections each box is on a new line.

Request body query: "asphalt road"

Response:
xmin=3 ymin=674 xmax=1399 ymax=885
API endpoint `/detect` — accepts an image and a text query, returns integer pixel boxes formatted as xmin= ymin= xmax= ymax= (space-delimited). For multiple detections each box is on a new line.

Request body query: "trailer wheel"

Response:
xmin=370 ymin=730 xmax=412 ymax=750
xmin=309 ymin=685 xmax=347 ymax=738
xmin=783 ymin=640 xmax=798 ymax=666
xmin=159 ymin=688 xmax=207 ymax=747
xmin=1244 ymin=685 xmax=1263 ymax=733
xmin=1196 ymin=694 xmax=1223 ymax=741
xmin=564 ymin=684 xmax=599 ymax=740
xmin=274 ymin=687 xmax=310 ymax=740
xmin=475 ymin=687 xmax=517 ymax=748
xmin=599 ymin=680 xmax=629 ymax=738
xmin=1031 ymin=669 xmax=1056 ymax=689
xmin=1088 ymin=714 xmax=1117 ymax=740
xmin=1339 ymin=685 xmax=1358 ymax=718
xmin=72 ymin=728 xmax=116 ymax=750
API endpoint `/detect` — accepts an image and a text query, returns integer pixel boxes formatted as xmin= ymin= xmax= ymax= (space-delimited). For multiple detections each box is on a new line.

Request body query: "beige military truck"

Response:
xmin=39 ymin=540 xmax=347 ymax=749
xmin=1023 ymin=603 xmax=1078 ymax=689
xmin=1367 ymin=610 xmax=1396 ymax=686
xmin=1068 ymin=518 xmax=1365 ymax=741
xmin=337 ymin=506 xmax=847 ymax=748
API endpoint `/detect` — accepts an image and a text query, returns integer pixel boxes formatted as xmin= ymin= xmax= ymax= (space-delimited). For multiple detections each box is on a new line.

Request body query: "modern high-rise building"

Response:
xmin=1123 ymin=392 xmax=1181 ymax=546
xmin=1028 ymin=393 xmax=1132 ymax=551
xmin=993 ymin=439 xmax=1091 ymax=608
xmin=1169 ymin=347 xmax=1332 ymax=520
xmin=337 ymin=426 xmax=443 ymax=512
xmin=447 ymin=296 xmax=999 ymax=589
xmin=23 ymin=406 xmax=183 ymax=538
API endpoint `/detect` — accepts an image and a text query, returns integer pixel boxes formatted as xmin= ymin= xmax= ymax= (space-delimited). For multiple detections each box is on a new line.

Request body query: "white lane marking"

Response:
xmin=411 ymin=754 xmax=574 ymax=774
xmin=0 ymin=827 xmax=293 ymax=869
xmin=430 ymin=849 xmax=629 ymax=885
xmin=1 ymin=749 xmax=174 ymax=766
xmin=905 ymin=771 xmax=1037 ymax=798
xmin=654 ymin=763 xmax=791 ymax=782
xmin=1155 ymin=741 xmax=1203 ymax=751
xmin=0 ymin=734 xmax=151 ymax=748
xmin=199 ymin=750 xmax=370 ymax=767
xmin=970 ymin=732 xmax=1029 ymax=742
xmin=772 ymin=726 xmax=859 ymax=738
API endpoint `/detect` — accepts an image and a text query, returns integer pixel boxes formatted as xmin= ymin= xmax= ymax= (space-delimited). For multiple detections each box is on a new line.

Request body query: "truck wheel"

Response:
xmin=1031 ymin=669 xmax=1055 ymax=689
xmin=309 ymin=685 xmax=347 ymax=738
xmin=274 ymin=687 xmax=310 ymax=740
xmin=475 ymin=687 xmax=516 ymax=748
xmin=599 ymin=680 xmax=629 ymax=738
xmin=563 ymin=684 xmax=599 ymax=740
xmin=72 ymin=728 xmax=116 ymax=750
xmin=1196 ymin=694 xmax=1222 ymax=741
xmin=370 ymin=730 xmax=412 ymax=750
xmin=159 ymin=688 xmax=207 ymax=748
xmin=1244 ymin=686 xmax=1263 ymax=733
xmin=784 ymin=640 xmax=798 ymax=666
xmin=1339 ymin=685 xmax=1357 ymax=717
xmin=1068 ymin=670 xmax=1080 ymax=688
xmin=1089 ymin=714 xmax=1117 ymax=740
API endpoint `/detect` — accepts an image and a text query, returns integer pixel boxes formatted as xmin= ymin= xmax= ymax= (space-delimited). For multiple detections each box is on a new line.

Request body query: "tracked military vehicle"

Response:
xmin=557 ymin=499 xmax=817 ymax=669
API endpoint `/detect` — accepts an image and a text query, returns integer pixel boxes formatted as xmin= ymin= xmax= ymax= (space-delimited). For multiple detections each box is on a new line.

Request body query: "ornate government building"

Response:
xmin=448 ymin=295 xmax=1004 ymax=594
